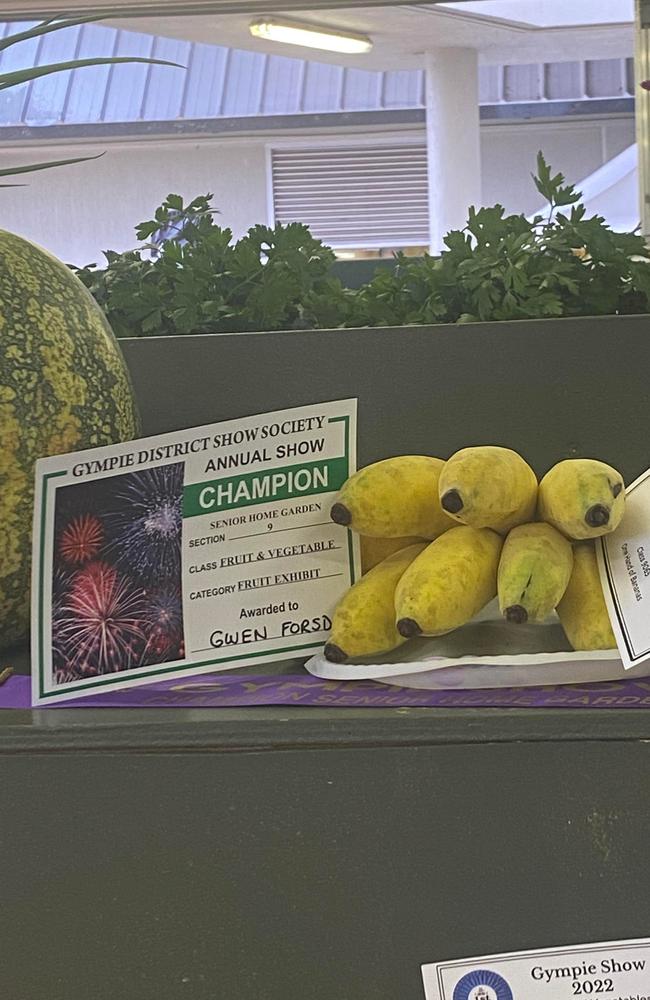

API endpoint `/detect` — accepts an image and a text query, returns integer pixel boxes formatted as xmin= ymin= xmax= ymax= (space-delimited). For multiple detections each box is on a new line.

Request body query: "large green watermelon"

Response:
xmin=0 ymin=230 xmax=141 ymax=651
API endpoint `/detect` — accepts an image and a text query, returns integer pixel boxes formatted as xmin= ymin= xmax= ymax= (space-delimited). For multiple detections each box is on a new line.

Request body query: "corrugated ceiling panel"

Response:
xmin=221 ymin=49 xmax=266 ymax=116
xmin=503 ymin=63 xmax=543 ymax=102
xmin=0 ymin=19 xmax=636 ymax=128
xmin=479 ymin=65 xmax=502 ymax=104
xmin=341 ymin=67 xmax=383 ymax=111
xmin=102 ymin=29 xmax=155 ymax=122
xmin=272 ymin=142 xmax=429 ymax=248
xmin=0 ymin=21 xmax=40 ymax=125
xmin=23 ymin=24 xmax=81 ymax=126
xmin=141 ymin=36 xmax=191 ymax=120
xmin=180 ymin=42 xmax=229 ymax=118
xmin=382 ymin=69 xmax=424 ymax=109
xmin=261 ymin=55 xmax=304 ymax=115
xmin=301 ymin=61 xmax=344 ymax=113
xmin=585 ymin=58 xmax=626 ymax=97
xmin=64 ymin=24 xmax=119 ymax=124
xmin=544 ymin=61 xmax=583 ymax=100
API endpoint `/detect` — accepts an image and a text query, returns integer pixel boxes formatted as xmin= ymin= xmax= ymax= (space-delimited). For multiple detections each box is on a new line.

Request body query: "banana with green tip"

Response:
xmin=324 ymin=542 xmax=427 ymax=663
xmin=438 ymin=446 xmax=538 ymax=534
xmin=498 ymin=522 xmax=573 ymax=624
xmin=395 ymin=525 xmax=502 ymax=637
xmin=330 ymin=456 xmax=455 ymax=540
xmin=538 ymin=458 xmax=625 ymax=540
xmin=557 ymin=541 xmax=617 ymax=650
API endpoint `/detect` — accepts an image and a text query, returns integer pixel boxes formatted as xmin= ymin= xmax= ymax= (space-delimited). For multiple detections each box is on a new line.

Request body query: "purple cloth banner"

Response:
xmin=4 ymin=673 xmax=650 ymax=709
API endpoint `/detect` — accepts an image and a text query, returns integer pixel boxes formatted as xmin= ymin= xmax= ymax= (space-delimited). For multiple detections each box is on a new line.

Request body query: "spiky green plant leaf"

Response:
xmin=0 ymin=18 xmax=182 ymax=179
xmin=0 ymin=15 xmax=102 ymax=53
xmin=0 ymin=153 xmax=104 ymax=178
xmin=0 ymin=55 xmax=180 ymax=91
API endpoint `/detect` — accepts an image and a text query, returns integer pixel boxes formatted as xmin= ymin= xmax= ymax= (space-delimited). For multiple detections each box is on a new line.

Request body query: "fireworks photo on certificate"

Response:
xmin=51 ymin=463 xmax=185 ymax=685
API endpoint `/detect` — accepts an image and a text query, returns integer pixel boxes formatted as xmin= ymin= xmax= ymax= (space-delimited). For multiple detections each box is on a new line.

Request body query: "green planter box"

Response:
xmin=120 ymin=313 xmax=650 ymax=482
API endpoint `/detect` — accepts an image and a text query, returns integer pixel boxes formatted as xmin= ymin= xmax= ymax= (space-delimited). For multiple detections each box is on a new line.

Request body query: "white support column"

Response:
xmin=425 ymin=48 xmax=481 ymax=254
xmin=635 ymin=0 xmax=650 ymax=241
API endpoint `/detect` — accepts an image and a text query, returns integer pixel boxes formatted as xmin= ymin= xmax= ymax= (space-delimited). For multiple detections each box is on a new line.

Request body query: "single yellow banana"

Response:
xmin=498 ymin=522 xmax=573 ymax=624
xmin=395 ymin=525 xmax=502 ymax=637
xmin=360 ymin=534 xmax=423 ymax=574
xmin=438 ymin=446 xmax=538 ymax=534
xmin=330 ymin=456 xmax=455 ymax=539
xmin=324 ymin=543 xmax=428 ymax=663
xmin=557 ymin=542 xmax=616 ymax=650
xmin=538 ymin=458 xmax=625 ymax=540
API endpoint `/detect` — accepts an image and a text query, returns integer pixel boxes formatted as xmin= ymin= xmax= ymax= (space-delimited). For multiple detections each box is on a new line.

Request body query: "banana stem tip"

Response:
xmin=505 ymin=604 xmax=528 ymax=625
xmin=441 ymin=489 xmax=464 ymax=514
xmin=397 ymin=618 xmax=422 ymax=638
xmin=324 ymin=643 xmax=348 ymax=663
xmin=330 ymin=502 xmax=352 ymax=526
xmin=585 ymin=504 xmax=610 ymax=528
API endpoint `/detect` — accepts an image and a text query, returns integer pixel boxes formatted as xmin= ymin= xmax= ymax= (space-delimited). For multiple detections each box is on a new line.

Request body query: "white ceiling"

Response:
xmin=111 ymin=2 xmax=634 ymax=72
xmin=438 ymin=0 xmax=634 ymax=29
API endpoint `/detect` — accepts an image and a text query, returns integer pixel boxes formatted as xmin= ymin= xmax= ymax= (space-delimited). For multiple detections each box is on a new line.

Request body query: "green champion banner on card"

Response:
xmin=182 ymin=457 xmax=349 ymax=517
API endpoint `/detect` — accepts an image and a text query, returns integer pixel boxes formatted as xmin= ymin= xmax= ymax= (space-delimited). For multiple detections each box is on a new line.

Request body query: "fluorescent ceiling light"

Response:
xmin=249 ymin=18 xmax=372 ymax=54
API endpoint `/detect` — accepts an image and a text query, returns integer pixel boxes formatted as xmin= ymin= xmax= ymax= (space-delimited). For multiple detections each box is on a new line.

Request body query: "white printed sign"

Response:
xmin=599 ymin=468 xmax=650 ymax=670
xmin=422 ymin=937 xmax=650 ymax=1000
xmin=31 ymin=399 xmax=358 ymax=705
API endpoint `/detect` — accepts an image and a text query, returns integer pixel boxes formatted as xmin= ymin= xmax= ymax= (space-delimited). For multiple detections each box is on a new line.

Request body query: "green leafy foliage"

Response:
xmin=74 ymin=194 xmax=350 ymax=336
xmin=350 ymin=151 xmax=650 ymax=327
xmin=75 ymin=154 xmax=650 ymax=336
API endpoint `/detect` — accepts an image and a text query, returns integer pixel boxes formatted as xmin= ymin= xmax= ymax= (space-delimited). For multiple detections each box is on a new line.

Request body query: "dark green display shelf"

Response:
xmin=4 ymin=314 xmax=650 ymax=1000
xmin=3 ymin=703 xmax=650 ymax=1000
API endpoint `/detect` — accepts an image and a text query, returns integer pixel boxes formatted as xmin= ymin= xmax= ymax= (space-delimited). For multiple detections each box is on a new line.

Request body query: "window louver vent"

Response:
xmin=271 ymin=142 xmax=430 ymax=248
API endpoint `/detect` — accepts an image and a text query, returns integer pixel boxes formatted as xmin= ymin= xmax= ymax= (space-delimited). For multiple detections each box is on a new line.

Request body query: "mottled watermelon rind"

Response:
xmin=0 ymin=229 xmax=141 ymax=651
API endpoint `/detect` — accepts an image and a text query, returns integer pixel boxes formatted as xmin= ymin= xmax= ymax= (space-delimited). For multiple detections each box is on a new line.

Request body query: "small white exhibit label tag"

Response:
xmin=599 ymin=468 xmax=650 ymax=670
xmin=422 ymin=937 xmax=650 ymax=1000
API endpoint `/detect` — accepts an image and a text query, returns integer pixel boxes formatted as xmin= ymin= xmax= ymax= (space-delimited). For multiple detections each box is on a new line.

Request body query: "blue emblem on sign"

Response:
xmin=452 ymin=969 xmax=513 ymax=1000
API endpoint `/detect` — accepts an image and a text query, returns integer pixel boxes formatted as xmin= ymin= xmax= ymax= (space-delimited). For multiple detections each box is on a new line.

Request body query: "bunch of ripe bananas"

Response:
xmin=325 ymin=448 xmax=624 ymax=663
